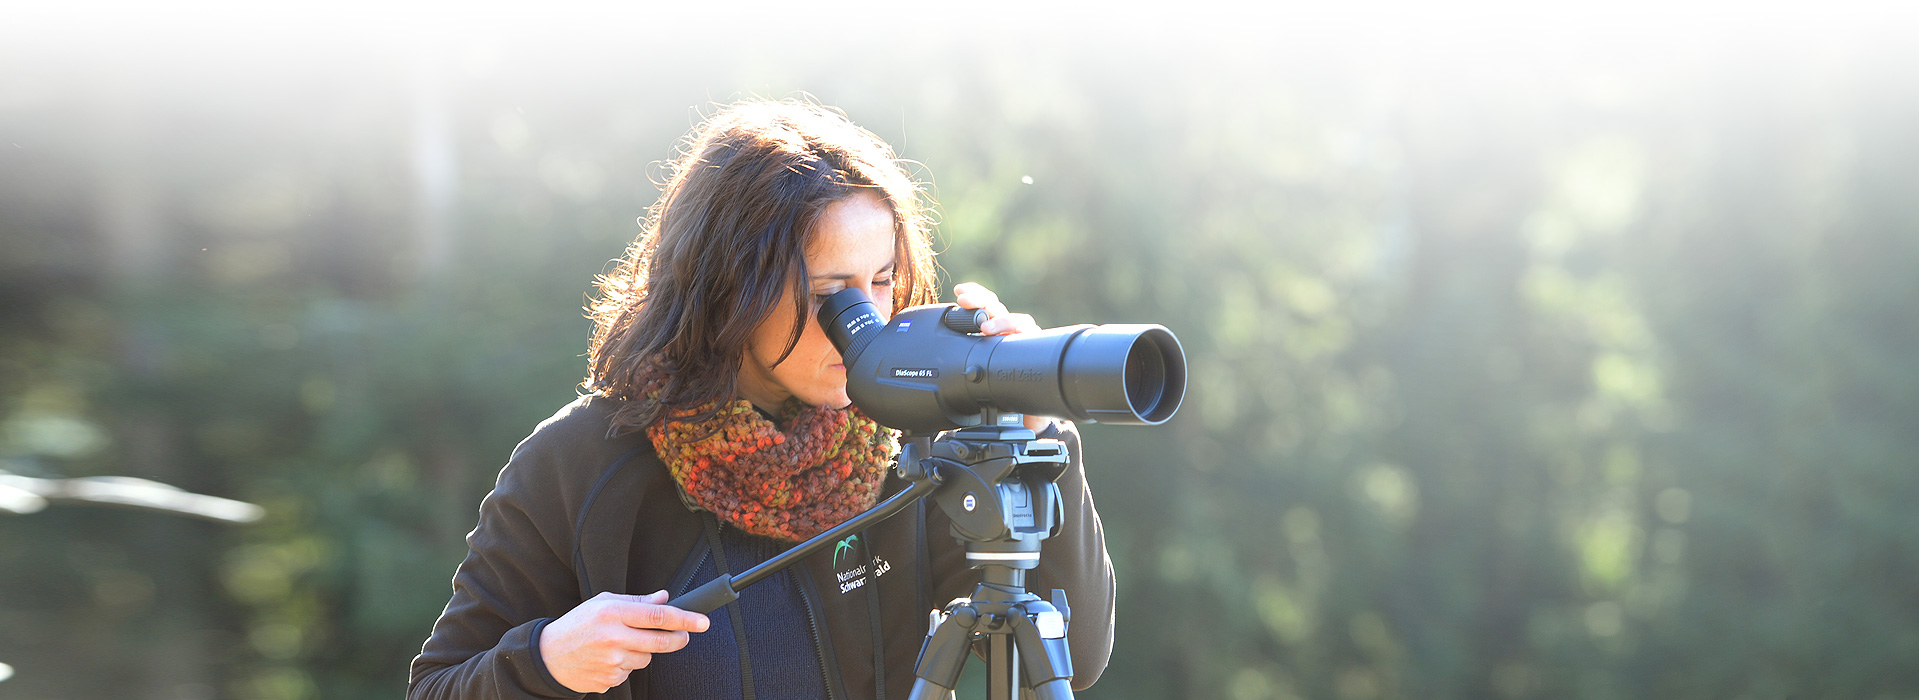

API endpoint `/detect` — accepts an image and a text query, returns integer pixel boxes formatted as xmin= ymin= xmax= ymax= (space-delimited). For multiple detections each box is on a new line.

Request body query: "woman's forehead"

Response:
xmin=806 ymin=192 xmax=897 ymax=275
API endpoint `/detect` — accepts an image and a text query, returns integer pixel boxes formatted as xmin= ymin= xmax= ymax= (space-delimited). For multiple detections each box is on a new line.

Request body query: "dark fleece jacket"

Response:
xmin=407 ymin=395 xmax=1115 ymax=700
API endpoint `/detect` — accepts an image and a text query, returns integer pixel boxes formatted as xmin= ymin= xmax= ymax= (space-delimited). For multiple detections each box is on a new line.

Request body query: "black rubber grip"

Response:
xmin=668 ymin=575 xmax=739 ymax=614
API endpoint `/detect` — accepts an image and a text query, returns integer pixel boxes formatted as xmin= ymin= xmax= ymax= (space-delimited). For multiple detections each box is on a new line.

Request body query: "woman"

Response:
xmin=407 ymin=100 xmax=1114 ymax=700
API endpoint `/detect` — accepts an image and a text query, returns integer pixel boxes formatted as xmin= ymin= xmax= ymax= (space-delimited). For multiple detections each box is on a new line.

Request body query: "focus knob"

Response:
xmin=942 ymin=306 xmax=988 ymax=334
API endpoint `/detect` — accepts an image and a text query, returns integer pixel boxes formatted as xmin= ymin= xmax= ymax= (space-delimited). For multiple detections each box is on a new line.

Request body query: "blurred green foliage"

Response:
xmin=3 ymin=19 xmax=1918 ymax=700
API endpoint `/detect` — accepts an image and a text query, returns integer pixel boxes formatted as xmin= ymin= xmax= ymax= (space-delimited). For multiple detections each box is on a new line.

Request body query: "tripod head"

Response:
xmin=913 ymin=411 xmax=1069 ymax=578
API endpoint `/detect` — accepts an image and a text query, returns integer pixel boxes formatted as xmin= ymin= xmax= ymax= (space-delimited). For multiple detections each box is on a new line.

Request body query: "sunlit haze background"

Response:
xmin=3 ymin=2 xmax=1918 ymax=699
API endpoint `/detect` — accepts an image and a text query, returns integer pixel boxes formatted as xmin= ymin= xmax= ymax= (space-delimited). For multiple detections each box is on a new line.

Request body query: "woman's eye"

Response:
xmin=874 ymin=278 xmax=894 ymax=288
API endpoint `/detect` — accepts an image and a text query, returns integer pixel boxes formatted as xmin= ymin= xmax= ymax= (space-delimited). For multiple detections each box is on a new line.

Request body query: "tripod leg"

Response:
xmin=1007 ymin=605 xmax=1074 ymax=700
xmin=1027 ymin=678 xmax=1072 ymax=700
xmin=987 ymin=633 xmax=1018 ymax=700
xmin=910 ymin=607 xmax=977 ymax=700
xmin=907 ymin=678 xmax=959 ymax=700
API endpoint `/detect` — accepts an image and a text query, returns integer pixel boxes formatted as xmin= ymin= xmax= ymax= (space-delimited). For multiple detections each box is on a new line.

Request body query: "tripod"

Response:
xmin=668 ymin=411 xmax=1078 ymax=700
xmin=907 ymin=414 xmax=1076 ymax=700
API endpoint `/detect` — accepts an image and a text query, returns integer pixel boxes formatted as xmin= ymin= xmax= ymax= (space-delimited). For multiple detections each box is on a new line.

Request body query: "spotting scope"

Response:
xmin=817 ymin=289 xmax=1187 ymax=433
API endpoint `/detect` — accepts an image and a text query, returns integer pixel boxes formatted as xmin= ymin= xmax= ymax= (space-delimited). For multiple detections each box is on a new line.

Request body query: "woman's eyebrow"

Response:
xmin=811 ymin=262 xmax=897 ymax=281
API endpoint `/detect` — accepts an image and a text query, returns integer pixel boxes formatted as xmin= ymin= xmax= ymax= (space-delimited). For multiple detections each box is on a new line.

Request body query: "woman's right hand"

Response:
xmin=538 ymin=590 xmax=711 ymax=694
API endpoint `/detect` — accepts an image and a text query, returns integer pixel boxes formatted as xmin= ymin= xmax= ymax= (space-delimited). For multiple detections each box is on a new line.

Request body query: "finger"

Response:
xmin=981 ymin=313 xmax=1038 ymax=336
xmin=618 ymin=650 xmax=656 ymax=671
xmin=614 ymin=627 xmax=693 ymax=654
xmin=610 ymin=625 xmax=694 ymax=655
xmin=953 ymin=284 xmax=1009 ymax=317
xmin=951 ymin=282 xmax=997 ymax=307
xmin=579 ymin=676 xmax=621 ymax=695
xmin=602 ymin=625 xmax=694 ymax=655
xmin=578 ymin=658 xmax=637 ymax=691
xmin=615 ymin=601 xmax=710 ymax=633
xmin=592 ymin=590 xmax=665 ymax=605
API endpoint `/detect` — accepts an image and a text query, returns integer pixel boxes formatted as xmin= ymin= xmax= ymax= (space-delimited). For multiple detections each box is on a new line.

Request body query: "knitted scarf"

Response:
xmin=641 ymin=372 xmax=898 ymax=542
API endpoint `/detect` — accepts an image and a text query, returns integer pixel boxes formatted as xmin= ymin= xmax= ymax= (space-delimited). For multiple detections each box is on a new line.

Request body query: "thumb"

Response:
xmin=642 ymin=590 xmax=670 ymax=604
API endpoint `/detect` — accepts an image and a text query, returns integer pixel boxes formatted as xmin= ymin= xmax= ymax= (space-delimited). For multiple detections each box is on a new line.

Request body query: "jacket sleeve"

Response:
xmin=925 ymin=420 xmax=1117 ymax=690
xmin=407 ymin=432 xmax=588 ymax=700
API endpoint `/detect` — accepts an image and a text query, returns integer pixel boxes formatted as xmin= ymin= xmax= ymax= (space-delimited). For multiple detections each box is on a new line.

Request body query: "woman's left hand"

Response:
xmin=953 ymin=282 xmax=1052 ymax=432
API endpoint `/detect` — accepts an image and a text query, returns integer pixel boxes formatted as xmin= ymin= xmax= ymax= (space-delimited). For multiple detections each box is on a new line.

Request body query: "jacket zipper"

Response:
xmin=675 ymin=548 xmax=711 ymax=596
xmin=798 ymin=562 xmax=847 ymax=700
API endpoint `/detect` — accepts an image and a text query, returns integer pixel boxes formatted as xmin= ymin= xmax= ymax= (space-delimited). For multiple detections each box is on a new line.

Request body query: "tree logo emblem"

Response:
xmin=834 ymin=534 xmax=861 ymax=567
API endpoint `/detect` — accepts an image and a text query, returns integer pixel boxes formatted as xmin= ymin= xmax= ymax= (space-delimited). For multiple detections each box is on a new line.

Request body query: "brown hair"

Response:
xmin=585 ymin=99 xmax=939 ymax=435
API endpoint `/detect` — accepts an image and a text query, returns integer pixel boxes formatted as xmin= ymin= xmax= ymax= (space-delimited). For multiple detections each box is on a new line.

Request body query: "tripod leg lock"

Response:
xmin=1033 ymin=609 xmax=1065 ymax=639
xmin=1008 ymin=605 xmax=1075 ymax=686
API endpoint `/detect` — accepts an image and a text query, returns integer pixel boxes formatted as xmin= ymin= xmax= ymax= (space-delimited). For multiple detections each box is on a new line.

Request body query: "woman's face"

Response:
xmin=736 ymin=190 xmax=898 ymax=413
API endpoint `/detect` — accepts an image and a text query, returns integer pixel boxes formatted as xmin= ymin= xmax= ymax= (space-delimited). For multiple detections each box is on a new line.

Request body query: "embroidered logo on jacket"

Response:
xmin=831 ymin=534 xmax=892 ymax=594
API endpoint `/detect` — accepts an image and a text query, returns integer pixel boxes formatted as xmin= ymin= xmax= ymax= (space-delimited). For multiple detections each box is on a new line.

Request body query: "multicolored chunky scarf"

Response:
xmin=643 ymin=375 xmax=898 ymax=542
